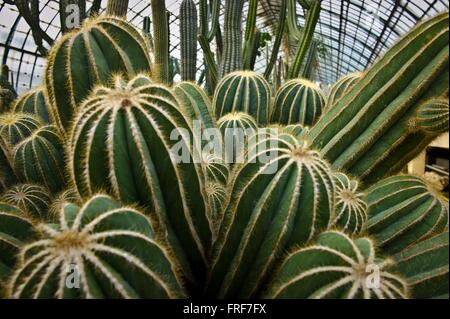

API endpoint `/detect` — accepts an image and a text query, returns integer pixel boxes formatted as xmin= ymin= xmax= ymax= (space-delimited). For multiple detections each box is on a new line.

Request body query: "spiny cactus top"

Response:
xmin=213 ymin=71 xmax=271 ymax=125
xmin=271 ymin=78 xmax=326 ymax=126
xmin=45 ymin=17 xmax=151 ymax=136
xmin=332 ymin=172 xmax=367 ymax=235
xmin=366 ymin=175 xmax=449 ymax=254
xmin=326 ymin=72 xmax=363 ymax=108
xmin=69 ymin=74 xmax=211 ymax=284
xmin=0 ymin=112 xmax=41 ymax=146
xmin=206 ymin=133 xmax=335 ymax=298
xmin=265 ymin=231 xmax=409 ymax=299
xmin=12 ymin=87 xmax=52 ymax=124
xmin=1 ymin=184 xmax=51 ymax=221
xmin=8 ymin=194 xmax=186 ymax=299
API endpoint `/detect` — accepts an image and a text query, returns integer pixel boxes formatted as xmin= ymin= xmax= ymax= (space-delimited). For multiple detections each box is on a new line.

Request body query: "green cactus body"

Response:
xmin=0 ymin=113 xmax=41 ymax=146
xmin=49 ymin=189 xmax=81 ymax=219
xmin=8 ymin=194 xmax=186 ymax=299
xmin=394 ymin=231 xmax=449 ymax=299
xmin=218 ymin=112 xmax=258 ymax=136
xmin=264 ymin=231 xmax=409 ymax=299
xmin=366 ymin=175 xmax=449 ymax=254
xmin=214 ymin=71 xmax=271 ymax=125
xmin=206 ymin=134 xmax=335 ymax=298
xmin=151 ymin=0 xmax=170 ymax=84
xmin=105 ymin=0 xmax=129 ymax=17
xmin=0 ymin=66 xmax=17 ymax=113
xmin=45 ymin=17 xmax=151 ymax=136
xmin=12 ymin=87 xmax=52 ymax=124
xmin=332 ymin=172 xmax=367 ymax=235
xmin=69 ymin=75 xmax=211 ymax=283
xmin=1 ymin=184 xmax=52 ymax=221
xmin=180 ymin=0 xmax=198 ymax=81
xmin=12 ymin=125 xmax=66 ymax=194
xmin=309 ymin=13 xmax=449 ymax=185
xmin=0 ymin=139 xmax=16 ymax=192
xmin=173 ymin=82 xmax=216 ymax=129
xmin=0 ymin=203 xmax=36 ymax=286
xmin=326 ymin=72 xmax=363 ymax=109
xmin=271 ymin=78 xmax=326 ymax=126
xmin=415 ymin=98 xmax=449 ymax=134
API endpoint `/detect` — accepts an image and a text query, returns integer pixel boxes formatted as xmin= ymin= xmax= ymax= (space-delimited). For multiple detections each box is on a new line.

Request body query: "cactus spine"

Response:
xmin=394 ymin=231 xmax=449 ymax=299
xmin=0 ymin=113 xmax=41 ymax=146
xmin=206 ymin=134 xmax=335 ymax=298
xmin=366 ymin=175 xmax=449 ymax=254
xmin=309 ymin=13 xmax=449 ymax=185
xmin=106 ymin=0 xmax=129 ymax=17
xmin=415 ymin=98 xmax=449 ymax=134
xmin=13 ymin=87 xmax=52 ymax=124
xmin=271 ymin=78 xmax=326 ymax=126
xmin=8 ymin=194 xmax=186 ymax=299
xmin=1 ymin=184 xmax=51 ymax=221
xmin=12 ymin=125 xmax=66 ymax=194
xmin=264 ymin=231 xmax=409 ymax=299
xmin=151 ymin=0 xmax=170 ymax=84
xmin=45 ymin=17 xmax=151 ymax=136
xmin=332 ymin=172 xmax=367 ymax=235
xmin=327 ymin=72 xmax=363 ymax=109
xmin=180 ymin=0 xmax=198 ymax=81
xmin=69 ymin=75 xmax=211 ymax=284
xmin=213 ymin=71 xmax=271 ymax=125
xmin=220 ymin=0 xmax=245 ymax=77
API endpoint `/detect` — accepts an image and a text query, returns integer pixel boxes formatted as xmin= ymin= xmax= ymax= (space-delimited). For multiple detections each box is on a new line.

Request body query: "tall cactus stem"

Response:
xmin=264 ymin=0 xmax=287 ymax=80
xmin=180 ymin=0 xmax=198 ymax=81
xmin=242 ymin=0 xmax=258 ymax=70
xmin=106 ymin=0 xmax=129 ymax=17
xmin=151 ymin=0 xmax=170 ymax=84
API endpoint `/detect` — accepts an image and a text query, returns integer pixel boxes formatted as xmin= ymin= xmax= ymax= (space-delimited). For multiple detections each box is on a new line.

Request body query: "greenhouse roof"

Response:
xmin=0 ymin=0 xmax=448 ymax=93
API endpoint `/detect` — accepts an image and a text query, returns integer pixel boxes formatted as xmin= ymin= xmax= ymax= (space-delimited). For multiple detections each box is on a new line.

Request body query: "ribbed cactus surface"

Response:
xmin=214 ymin=71 xmax=271 ymax=125
xmin=206 ymin=134 xmax=335 ymax=298
xmin=1 ymin=184 xmax=51 ymax=220
xmin=264 ymin=231 xmax=409 ymax=299
xmin=105 ymin=0 xmax=129 ymax=17
xmin=394 ymin=231 xmax=449 ymax=299
xmin=366 ymin=175 xmax=449 ymax=254
xmin=69 ymin=75 xmax=211 ymax=284
xmin=180 ymin=0 xmax=198 ymax=81
xmin=8 ymin=194 xmax=186 ymax=299
xmin=332 ymin=172 xmax=367 ymax=235
xmin=13 ymin=87 xmax=51 ymax=124
xmin=151 ymin=0 xmax=170 ymax=84
xmin=310 ymin=12 xmax=449 ymax=185
xmin=415 ymin=98 xmax=449 ymax=134
xmin=0 ymin=113 xmax=41 ymax=146
xmin=45 ymin=17 xmax=151 ymax=136
xmin=326 ymin=72 xmax=363 ymax=108
xmin=12 ymin=125 xmax=66 ymax=194
xmin=271 ymin=78 xmax=326 ymax=126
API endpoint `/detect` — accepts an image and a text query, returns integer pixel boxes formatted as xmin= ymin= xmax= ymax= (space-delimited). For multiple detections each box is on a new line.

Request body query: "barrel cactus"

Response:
xmin=45 ymin=17 xmax=151 ymax=135
xmin=366 ymin=175 xmax=449 ymax=254
xmin=264 ymin=231 xmax=409 ymax=299
xmin=213 ymin=71 xmax=271 ymax=125
xmin=12 ymin=87 xmax=52 ymax=123
xmin=1 ymin=184 xmax=51 ymax=220
xmin=271 ymin=78 xmax=326 ymax=126
xmin=69 ymin=74 xmax=211 ymax=283
xmin=206 ymin=133 xmax=335 ymax=298
xmin=8 ymin=194 xmax=186 ymax=299
xmin=414 ymin=97 xmax=449 ymax=135
xmin=310 ymin=12 xmax=449 ymax=185
xmin=326 ymin=72 xmax=363 ymax=108
xmin=0 ymin=112 xmax=41 ymax=146
xmin=394 ymin=231 xmax=449 ymax=299
xmin=12 ymin=125 xmax=66 ymax=194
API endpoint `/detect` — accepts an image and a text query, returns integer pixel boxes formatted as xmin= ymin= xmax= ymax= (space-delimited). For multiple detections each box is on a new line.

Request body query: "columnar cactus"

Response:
xmin=0 ymin=113 xmax=41 ymax=146
xmin=105 ymin=0 xmax=129 ymax=17
xmin=214 ymin=71 xmax=271 ymax=125
xmin=271 ymin=78 xmax=326 ymax=126
xmin=0 ymin=65 xmax=17 ymax=113
xmin=45 ymin=17 xmax=151 ymax=136
xmin=332 ymin=172 xmax=367 ymax=235
xmin=414 ymin=98 xmax=449 ymax=134
xmin=8 ymin=194 xmax=186 ymax=299
xmin=366 ymin=175 xmax=449 ymax=254
xmin=151 ymin=0 xmax=170 ymax=84
xmin=309 ymin=12 xmax=449 ymax=185
xmin=12 ymin=125 xmax=66 ymax=194
xmin=1 ymin=184 xmax=51 ymax=220
xmin=264 ymin=231 xmax=409 ymax=299
xmin=173 ymin=82 xmax=216 ymax=129
xmin=0 ymin=203 xmax=36 ymax=288
xmin=206 ymin=134 xmax=335 ymax=298
xmin=394 ymin=231 xmax=449 ymax=299
xmin=326 ymin=72 xmax=363 ymax=108
xmin=13 ymin=87 xmax=52 ymax=123
xmin=69 ymin=75 xmax=211 ymax=283
xmin=179 ymin=0 xmax=198 ymax=81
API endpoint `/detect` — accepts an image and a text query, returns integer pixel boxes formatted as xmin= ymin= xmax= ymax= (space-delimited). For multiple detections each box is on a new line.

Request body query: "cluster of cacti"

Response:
xmin=0 ymin=2 xmax=448 ymax=301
